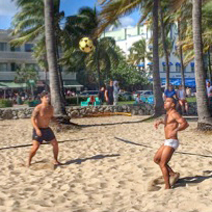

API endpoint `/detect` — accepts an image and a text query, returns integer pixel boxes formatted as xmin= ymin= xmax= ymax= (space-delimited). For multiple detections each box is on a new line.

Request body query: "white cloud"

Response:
xmin=0 ymin=0 xmax=18 ymax=16
xmin=120 ymin=16 xmax=135 ymax=27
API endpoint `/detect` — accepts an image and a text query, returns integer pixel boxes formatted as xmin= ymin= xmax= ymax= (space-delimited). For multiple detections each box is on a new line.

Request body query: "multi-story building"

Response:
xmin=0 ymin=29 xmax=82 ymax=89
xmin=101 ymin=25 xmax=196 ymax=86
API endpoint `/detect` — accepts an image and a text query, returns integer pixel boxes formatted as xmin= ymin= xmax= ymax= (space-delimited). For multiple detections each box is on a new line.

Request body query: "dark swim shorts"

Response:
xmin=32 ymin=127 xmax=55 ymax=144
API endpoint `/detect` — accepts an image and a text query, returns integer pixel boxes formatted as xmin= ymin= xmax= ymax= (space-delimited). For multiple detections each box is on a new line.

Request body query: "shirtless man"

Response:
xmin=154 ymin=98 xmax=189 ymax=189
xmin=28 ymin=91 xmax=61 ymax=167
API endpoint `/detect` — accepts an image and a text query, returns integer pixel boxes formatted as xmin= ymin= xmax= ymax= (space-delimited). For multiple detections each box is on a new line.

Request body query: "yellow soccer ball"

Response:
xmin=79 ymin=37 xmax=94 ymax=53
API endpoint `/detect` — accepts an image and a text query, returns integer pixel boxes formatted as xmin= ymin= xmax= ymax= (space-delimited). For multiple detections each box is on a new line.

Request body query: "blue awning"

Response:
xmin=190 ymin=62 xmax=195 ymax=67
xmin=148 ymin=78 xmax=196 ymax=87
xmin=147 ymin=62 xmax=153 ymax=65
xmin=161 ymin=78 xmax=196 ymax=87
xmin=176 ymin=62 xmax=181 ymax=66
xmin=137 ymin=63 xmax=144 ymax=67
xmin=162 ymin=62 xmax=173 ymax=66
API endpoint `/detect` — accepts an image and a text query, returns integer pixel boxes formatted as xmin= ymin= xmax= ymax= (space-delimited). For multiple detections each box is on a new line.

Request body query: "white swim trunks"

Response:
xmin=164 ymin=139 xmax=179 ymax=150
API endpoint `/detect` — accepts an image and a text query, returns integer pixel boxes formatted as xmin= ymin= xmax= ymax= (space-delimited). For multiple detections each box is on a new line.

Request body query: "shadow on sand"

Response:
xmin=115 ymin=137 xmax=212 ymax=159
xmin=62 ymin=154 xmax=120 ymax=165
xmin=174 ymin=171 xmax=212 ymax=188
xmin=0 ymin=138 xmax=96 ymax=151
xmin=80 ymin=116 xmax=154 ymax=128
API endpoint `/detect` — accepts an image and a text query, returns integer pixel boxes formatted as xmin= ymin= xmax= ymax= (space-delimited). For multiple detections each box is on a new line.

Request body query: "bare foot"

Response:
xmin=165 ymin=185 xmax=171 ymax=189
xmin=53 ymin=160 xmax=62 ymax=165
xmin=170 ymin=172 xmax=180 ymax=187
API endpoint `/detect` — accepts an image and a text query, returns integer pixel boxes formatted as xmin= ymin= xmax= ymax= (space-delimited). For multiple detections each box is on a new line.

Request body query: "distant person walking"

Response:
xmin=105 ymin=80 xmax=114 ymax=105
xmin=113 ymin=81 xmax=120 ymax=106
xmin=206 ymin=81 xmax=212 ymax=98
xmin=98 ymin=85 xmax=105 ymax=104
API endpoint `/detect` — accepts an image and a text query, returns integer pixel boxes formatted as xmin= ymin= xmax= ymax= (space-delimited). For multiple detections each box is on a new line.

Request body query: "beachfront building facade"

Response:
xmin=0 ymin=29 xmax=82 ymax=89
xmin=101 ymin=24 xmax=196 ymax=86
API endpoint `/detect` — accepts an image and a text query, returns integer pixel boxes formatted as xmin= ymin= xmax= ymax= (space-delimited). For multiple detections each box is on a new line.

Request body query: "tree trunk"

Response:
xmin=44 ymin=0 xmax=68 ymax=120
xmin=208 ymin=47 xmax=212 ymax=82
xmin=55 ymin=36 xmax=66 ymax=103
xmin=179 ymin=45 xmax=186 ymax=90
xmin=143 ymin=57 xmax=145 ymax=72
xmin=178 ymin=19 xmax=186 ymax=91
xmin=192 ymin=0 xmax=212 ymax=130
xmin=55 ymin=0 xmax=66 ymax=104
xmin=97 ymin=48 xmax=101 ymax=89
xmin=159 ymin=1 xmax=170 ymax=89
xmin=152 ymin=0 xmax=164 ymax=116
xmin=44 ymin=68 xmax=49 ymax=91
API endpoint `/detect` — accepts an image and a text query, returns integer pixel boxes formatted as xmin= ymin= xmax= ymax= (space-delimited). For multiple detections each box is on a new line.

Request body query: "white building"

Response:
xmin=0 ymin=29 xmax=82 ymax=89
xmin=101 ymin=25 xmax=196 ymax=86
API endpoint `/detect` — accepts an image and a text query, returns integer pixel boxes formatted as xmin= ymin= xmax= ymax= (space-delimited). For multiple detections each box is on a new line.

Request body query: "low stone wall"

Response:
xmin=67 ymin=103 xmax=155 ymax=118
xmin=0 ymin=102 xmax=198 ymax=120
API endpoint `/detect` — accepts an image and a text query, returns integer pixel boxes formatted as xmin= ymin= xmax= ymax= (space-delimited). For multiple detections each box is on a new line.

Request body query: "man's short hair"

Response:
xmin=40 ymin=91 xmax=49 ymax=99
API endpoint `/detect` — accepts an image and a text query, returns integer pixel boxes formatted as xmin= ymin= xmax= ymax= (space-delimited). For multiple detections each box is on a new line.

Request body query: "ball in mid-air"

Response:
xmin=79 ymin=37 xmax=94 ymax=53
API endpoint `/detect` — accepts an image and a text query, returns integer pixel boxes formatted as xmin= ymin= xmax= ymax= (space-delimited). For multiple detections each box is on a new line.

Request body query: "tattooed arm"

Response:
xmin=31 ymin=106 xmax=42 ymax=136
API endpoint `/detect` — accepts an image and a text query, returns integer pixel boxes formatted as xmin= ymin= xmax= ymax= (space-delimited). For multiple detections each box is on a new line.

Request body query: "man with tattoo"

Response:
xmin=154 ymin=98 xmax=189 ymax=189
xmin=28 ymin=91 xmax=61 ymax=167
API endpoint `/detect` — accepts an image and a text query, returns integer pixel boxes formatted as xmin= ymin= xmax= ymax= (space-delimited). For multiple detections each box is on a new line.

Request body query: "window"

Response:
xmin=0 ymin=42 xmax=7 ymax=51
xmin=176 ymin=65 xmax=181 ymax=73
xmin=162 ymin=65 xmax=166 ymax=72
xmin=191 ymin=66 xmax=195 ymax=73
xmin=10 ymin=46 xmax=21 ymax=52
xmin=190 ymin=62 xmax=195 ymax=72
xmin=0 ymin=63 xmax=7 ymax=72
xmin=11 ymin=63 xmax=21 ymax=72
xmin=25 ymin=43 xmax=34 ymax=52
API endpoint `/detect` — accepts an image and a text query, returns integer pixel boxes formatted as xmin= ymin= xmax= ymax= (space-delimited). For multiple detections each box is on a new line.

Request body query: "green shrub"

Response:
xmin=118 ymin=95 xmax=132 ymax=101
xmin=0 ymin=99 xmax=13 ymax=108
xmin=66 ymin=97 xmax=88 ymax=105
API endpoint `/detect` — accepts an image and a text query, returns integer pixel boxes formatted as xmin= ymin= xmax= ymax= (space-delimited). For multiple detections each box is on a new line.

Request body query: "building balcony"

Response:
xmin=0 ymin=71 xmax=76 ymax=81
xmin=0 ymin=51 xmax=36 ymax=62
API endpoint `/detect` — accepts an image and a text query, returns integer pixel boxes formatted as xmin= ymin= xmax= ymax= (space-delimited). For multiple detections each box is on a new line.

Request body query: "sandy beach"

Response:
xmin=0 ymin=116 xmax=212 ymax=212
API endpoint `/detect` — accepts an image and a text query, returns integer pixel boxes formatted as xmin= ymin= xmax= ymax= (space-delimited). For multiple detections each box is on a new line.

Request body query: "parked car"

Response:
xmin=119 ymin=91 xmax=133 ymax=101
xmin=133 ymin=90 xmax=153 ymax=100
xmin=80 ymin=90 xmax=99 ymax=97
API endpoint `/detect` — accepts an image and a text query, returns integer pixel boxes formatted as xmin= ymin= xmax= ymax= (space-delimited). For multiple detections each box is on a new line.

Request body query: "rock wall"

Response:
xmin=0 ymin=102 xmax=198 ymax=120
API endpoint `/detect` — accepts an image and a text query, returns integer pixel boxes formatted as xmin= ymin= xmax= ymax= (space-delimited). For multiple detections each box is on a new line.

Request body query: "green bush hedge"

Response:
xmin=66 ymin=96 xmax=88 ymax=105
xmin=0 ymin=99 xmax=13 ymax=108
xmin=118 ymin=95 xmax=132 ymax=101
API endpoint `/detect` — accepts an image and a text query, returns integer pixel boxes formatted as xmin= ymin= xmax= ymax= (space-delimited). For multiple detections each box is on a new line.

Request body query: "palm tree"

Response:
xmin=44 ymin=0 xmax=68 ymax=120
xmin=128 ymin=39 xmax=152 ymax=72
xmin=61 ymin=37 xmax=119 ymax=88
xmin=98 ymin=0 xmax=164 ymax=116
xmin=33 ymin=38 xmax=49 ymax=91
xmin=152 ymin=0 xmax=164 ymax=115
xmin=159 ymin=1 xmax=170 ymax=88
xmin=61 ymin=7 xmax=120 ymax=88
xmin=11 ymin=0 xmax=66 ymax=102
xmin=192 ymin=0 xmax=212 ymax=129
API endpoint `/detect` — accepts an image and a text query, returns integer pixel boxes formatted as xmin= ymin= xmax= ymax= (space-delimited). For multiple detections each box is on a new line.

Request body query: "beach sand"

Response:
xmin=0 ymin=116 xmax=212 ymax=212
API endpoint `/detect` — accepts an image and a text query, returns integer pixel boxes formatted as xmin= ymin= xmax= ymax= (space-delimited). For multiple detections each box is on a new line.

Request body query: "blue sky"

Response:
xmin=0 ymin=0 xmax=141 ymax=29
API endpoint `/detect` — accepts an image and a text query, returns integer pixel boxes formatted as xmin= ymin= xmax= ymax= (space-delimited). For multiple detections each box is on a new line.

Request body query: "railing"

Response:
xmin=0 ymin=51 xmax=35 ymax=61
xmin=0 ymin=71 xmax=76 ymax=81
